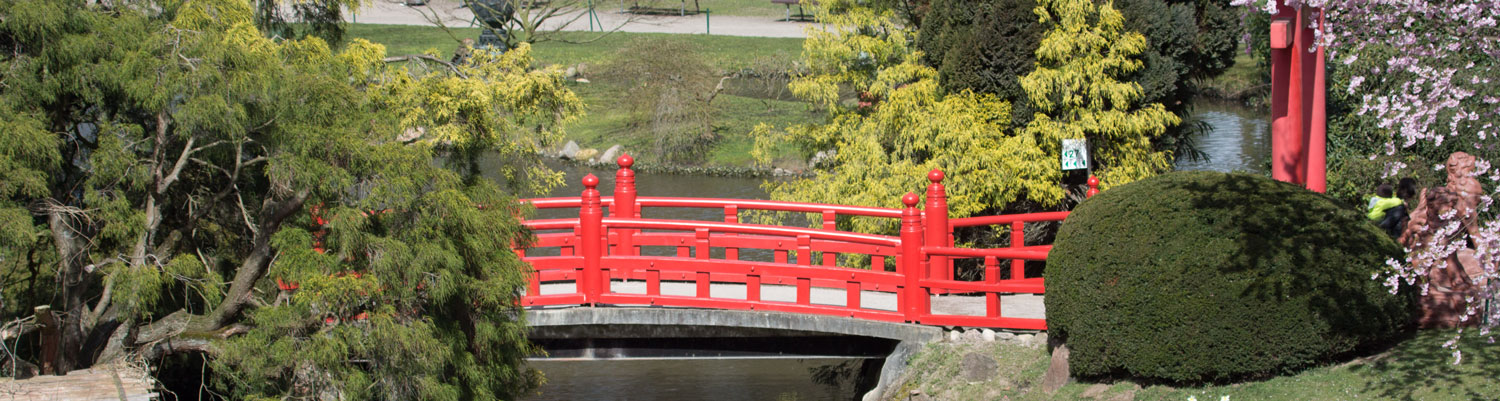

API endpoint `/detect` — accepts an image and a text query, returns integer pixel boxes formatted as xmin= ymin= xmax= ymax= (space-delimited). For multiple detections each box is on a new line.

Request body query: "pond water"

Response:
xmin=1175 ymin=99 xmax=1272 ymax=174
xmin=526 ymin=357 xmax=880 ymax=401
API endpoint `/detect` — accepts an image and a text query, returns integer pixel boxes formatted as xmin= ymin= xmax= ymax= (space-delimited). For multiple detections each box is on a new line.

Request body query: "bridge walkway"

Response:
xmin=533 ymin=281 xmax=1045 ymax=320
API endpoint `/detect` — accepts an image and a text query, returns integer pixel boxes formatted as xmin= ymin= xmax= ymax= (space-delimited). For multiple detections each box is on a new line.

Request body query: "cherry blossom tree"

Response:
xmin=1233 ymin=0 xmax=1498 ymax=362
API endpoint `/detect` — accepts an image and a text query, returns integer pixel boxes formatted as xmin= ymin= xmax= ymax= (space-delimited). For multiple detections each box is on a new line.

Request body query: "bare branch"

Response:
xmin=88 ymin=276 xmax=114 ymax=325
xmin=208 ymin=190 xmax=310 ymax=329
xmin=142 ymin=337 xmax=214 ymax=360
xmin=160 ymin=137 xmax=226 ymax=194
xmin=0 ymin=316 xmax=37 ymax=341
xmin=384 ymin=54 xmax=469 ymax=79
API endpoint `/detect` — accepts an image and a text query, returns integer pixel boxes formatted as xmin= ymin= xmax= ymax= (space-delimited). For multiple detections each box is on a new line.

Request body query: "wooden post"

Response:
xmin=900 ymin=192 xmax=928 ymax=323
xmin=1086 ymin=175 xmax=1100 ymax=198
xmin=613 ymin=154 xmax=638 ymax=256
xmin=35 ymin=306 xmax=59 ymax=375
xmin=924 ymin=169 xmax=950 ymax=281
xmin=580 ymin=174 xmax=604 ymax=305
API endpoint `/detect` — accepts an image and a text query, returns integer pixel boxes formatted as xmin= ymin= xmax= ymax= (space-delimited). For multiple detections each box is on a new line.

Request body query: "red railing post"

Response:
xmin=613 ymin=154 xmax=638 ymax=256
xmin=724 ymin=205 xmax=739 ymax=260
xmin=1011 ymin=221 xmax=1025 ymax=280
xmin=900 ymin=192 xmax=928 ymax=323
xmin=1086 ymin=175 xmax=1100 ymax=198
xmin=580 ymin=174 xmax=604 ymax=305
xmin=924 ymin=169 xmax=951 ymax=281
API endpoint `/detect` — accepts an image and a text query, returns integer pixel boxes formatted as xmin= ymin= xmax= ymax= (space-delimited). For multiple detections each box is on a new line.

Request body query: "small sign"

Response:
xmin=1061 ymin=139 xmax=1089 ymax=171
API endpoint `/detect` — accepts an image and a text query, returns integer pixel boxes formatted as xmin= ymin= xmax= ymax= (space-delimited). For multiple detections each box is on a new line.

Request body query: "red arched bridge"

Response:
xmin=516 ymin=156 xmax=1097 ymax=331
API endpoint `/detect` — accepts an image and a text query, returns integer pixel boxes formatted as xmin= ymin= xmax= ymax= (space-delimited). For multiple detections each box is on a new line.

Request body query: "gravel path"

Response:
xmin=538 ymin=281 xmax=1046 ymax=319
xmin=354 ymin=0 xmax=817 ymax=38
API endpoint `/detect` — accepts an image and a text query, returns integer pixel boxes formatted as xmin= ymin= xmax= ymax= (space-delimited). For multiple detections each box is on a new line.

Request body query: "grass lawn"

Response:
xmin=347 ymin=24 xmax=804 ymax=68
xmin=901 ymin=329 xmax=1500 ymax=400
xmin=347 ymin=24 xmax=818 ymax=167
xmin=1195 ymin=48 xmax=1267 ymax=108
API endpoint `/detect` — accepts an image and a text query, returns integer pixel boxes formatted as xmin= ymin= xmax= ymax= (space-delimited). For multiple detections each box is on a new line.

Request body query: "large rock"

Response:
xmin=598 ymin=144 xmax=623 ymax=164
xmin=1040 ymin=344 xmax=1070 ymax=394
xmin=809 ymin=149 xmax=837 ymax=167
xmin=960 ymin=352 xmax=998 ymax=382
xmin=574 ymin=148 xmax=599 ymax=161
xmin=559 ymin=140 xmax=581 ymax=159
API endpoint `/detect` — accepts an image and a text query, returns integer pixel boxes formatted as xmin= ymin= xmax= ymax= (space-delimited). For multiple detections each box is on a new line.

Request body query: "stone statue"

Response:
xmin=472 ymin=0 xmax=516 ymax=51
xmin=1399 ymin=152 xmax=1488 ymax=328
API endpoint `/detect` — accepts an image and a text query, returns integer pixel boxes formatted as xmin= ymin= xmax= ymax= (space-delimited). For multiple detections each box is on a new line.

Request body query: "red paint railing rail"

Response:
xmin=515 ymin=155 xmax=1099 ymax=330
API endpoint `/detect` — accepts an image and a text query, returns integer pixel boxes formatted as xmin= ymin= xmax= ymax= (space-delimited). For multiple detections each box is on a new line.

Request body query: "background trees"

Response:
xmin=755 ymin=0 xmax=1182 ymax=234
xmin=0 ymin=0 xmax=580 ymax=397
xmin=918 ymin=0 xmax=1239 ymax=162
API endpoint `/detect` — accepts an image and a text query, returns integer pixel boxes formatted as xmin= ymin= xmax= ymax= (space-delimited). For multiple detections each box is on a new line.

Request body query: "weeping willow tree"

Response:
xmin=0 ymin=0 xmax=580 ymax=399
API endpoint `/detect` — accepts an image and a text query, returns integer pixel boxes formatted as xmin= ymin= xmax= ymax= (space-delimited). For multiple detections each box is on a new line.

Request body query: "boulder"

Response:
xmin=559 ymin=141 xmax=581 ymax=159
xmin=960 ymin=352 xmax=998 ymax=382
xmin=1081 ymin=383 xmax=1109 ymax=399
xmin=574 ymin=148 xmax=599 ymax=161
xmin=599 ymin=144 xmax=623 ymax=164
xmin=809 ymin=149 xmax=837 ymax=167
xmin=1040 ymin=344 xmax=1071 ymax=394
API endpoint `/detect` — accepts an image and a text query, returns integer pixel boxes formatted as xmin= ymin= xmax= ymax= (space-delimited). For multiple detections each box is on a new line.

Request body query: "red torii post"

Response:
xmin=1269 ymin=1 xmax=1327 ymax=192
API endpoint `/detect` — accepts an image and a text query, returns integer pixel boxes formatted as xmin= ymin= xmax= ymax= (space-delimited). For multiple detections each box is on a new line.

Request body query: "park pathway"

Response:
xmin=354 ymin=0 xmax=817 ymax=38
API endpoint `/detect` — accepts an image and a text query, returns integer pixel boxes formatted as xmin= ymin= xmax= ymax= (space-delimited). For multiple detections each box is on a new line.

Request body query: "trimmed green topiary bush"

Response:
xmin=1047 ymin=171 xmax=1414 ymax=384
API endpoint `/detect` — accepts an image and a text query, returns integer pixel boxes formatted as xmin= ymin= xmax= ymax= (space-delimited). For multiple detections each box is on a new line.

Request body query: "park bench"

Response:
xmin=771 ymin=0 xmax=814 ymax=21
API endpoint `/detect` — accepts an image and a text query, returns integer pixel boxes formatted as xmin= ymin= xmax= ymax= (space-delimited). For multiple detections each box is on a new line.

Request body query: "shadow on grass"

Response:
xmin=1347 ymin=330 xmax=1500 ymax=401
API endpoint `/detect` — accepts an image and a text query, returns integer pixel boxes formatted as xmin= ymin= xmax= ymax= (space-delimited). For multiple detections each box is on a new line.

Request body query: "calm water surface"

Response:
xmin=1174 ymin=99 xmax=1272 ymax=174
xmin=526 ymin=358 xmax=878 ymax=401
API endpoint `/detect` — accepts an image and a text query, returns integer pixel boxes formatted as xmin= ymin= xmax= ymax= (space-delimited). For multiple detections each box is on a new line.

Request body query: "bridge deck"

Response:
xmin=535 ymin=280 xmax=1045 ymax=321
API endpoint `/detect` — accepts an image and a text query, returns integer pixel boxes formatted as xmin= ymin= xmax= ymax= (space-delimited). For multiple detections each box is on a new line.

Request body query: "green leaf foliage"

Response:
xmin=1047 ymin=171 xmax=1415 ymax=383
xmin=755 ymin=0 xmax=1182 ymax=233
xmin=755 ymin=0 xmax=1065 ymax=234
xmin=0 ymin=0 xmax=580 ymax=397
xmin=1021 ymin=0 xmax=1181 ymax=188
xmin=917 ymin=0 xmax=1044 ymax=125
xmin=920 ymin=0 xmax=1239 ymax=162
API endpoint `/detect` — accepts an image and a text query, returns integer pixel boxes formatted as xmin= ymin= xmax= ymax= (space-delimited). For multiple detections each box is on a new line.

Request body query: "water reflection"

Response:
xmin=1175 ymin=99 xmax=1271 ymax=174
xmin=526 ymin=357 xmax=878 ymax=401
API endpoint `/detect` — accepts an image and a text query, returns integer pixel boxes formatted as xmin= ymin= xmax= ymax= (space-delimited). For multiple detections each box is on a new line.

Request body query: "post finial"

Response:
xmin=1086 ymin=175 xmax=1100 ymax=198
xmin=902 ymin=192 xmax=919 ymax=208
xmin=583 ymin=173 xmax=599 ymax=188
xmin=617 ymin=154 xmax=634 ymax=168
xmin=928 ymin=169 xmax=944 ymax=183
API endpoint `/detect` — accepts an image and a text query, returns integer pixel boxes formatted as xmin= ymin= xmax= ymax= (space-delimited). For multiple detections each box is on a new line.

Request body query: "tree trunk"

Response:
xmin=48 ymin=211 xmax=90 ymax=373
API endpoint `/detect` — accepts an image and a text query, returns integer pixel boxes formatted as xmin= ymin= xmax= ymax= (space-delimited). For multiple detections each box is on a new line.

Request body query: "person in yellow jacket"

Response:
xmin=1367 ymin=184 xmax=1402 ymax=221
xmin=1368 ymin=180 xmax=1415 ymax=237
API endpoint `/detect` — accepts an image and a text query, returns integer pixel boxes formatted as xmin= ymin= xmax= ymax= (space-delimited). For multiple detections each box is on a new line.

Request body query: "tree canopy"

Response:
xmin=0 ymin=0 xmax=580 ymax=398
xmin=754 ymin=0 xmax=1176 ymax=233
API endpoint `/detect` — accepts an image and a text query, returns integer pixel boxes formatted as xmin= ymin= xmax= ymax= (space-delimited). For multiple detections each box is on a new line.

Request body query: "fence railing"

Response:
xmin=516 ymin=155 xmax=1096 ymax=329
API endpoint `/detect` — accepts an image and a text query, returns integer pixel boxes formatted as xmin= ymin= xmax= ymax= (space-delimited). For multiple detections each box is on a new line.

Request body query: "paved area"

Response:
xmin=355 ymin=0 xmax=817 ymax=37
xmin=538 ymin=281 xmax=1046 ymax=319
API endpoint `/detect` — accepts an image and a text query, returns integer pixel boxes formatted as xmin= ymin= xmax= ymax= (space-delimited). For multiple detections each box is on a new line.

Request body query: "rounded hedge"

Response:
xmin=1046 ymin=171 xmax=1414 ymax=383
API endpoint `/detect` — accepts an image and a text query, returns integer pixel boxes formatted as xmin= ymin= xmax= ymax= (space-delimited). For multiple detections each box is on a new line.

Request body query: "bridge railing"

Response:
xmin=516 ymin=155 xmax=1097 ymax=330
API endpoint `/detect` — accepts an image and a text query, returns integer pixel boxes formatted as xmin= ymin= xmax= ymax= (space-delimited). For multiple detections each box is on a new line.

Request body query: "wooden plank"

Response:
xmin=0 ymin=364 xmax=157 ymax=401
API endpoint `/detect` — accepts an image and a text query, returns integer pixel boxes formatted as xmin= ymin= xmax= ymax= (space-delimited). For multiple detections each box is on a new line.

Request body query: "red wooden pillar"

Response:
xmin=900 ymin=192 xmax=929 ymax=323
xmin=1307 ymin=10 xmax=1328 ymax=192
xmin=924 ymin=169 xmax=950 ymax=281
xmin=580 ymin=174 xmax=604 ymax=304
xmin=1086 ymin=175 xmax=1100 ymax=198
xmin=1270 ymin=2 xmax=1327 ymax=192
xmin=613 ymin=154 xmax=638 ymax=256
